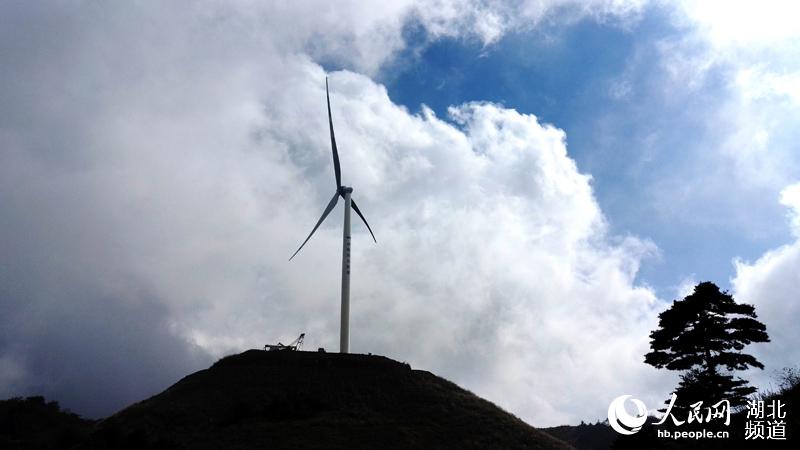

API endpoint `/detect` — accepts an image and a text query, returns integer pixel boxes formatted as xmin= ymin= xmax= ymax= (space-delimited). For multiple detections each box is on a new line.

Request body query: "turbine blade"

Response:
xmin=351 ymin=199 xmax=377 ymax=243
xmin=326 ymin=78 xmax=342 ymax=189
xmin=289 ymin=192 xmax=340 ymax=260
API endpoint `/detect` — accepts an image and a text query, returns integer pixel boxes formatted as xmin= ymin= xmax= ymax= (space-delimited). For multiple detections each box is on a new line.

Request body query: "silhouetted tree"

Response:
xmin=644 ymin=282 xmax=769 ymax=412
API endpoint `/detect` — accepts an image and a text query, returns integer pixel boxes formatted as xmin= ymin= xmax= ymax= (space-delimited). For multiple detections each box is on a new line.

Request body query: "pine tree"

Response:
xmin=644 ymin=282 xmax=769 ymax=412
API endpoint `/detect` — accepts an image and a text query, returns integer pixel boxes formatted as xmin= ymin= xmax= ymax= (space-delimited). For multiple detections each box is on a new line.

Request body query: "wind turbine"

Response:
xmin=289 ymin=78 xmax=376 ymax=354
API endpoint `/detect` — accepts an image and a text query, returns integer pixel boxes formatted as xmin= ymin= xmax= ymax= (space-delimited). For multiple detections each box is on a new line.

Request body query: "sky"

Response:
xmin=0 ymin=0 xmax=798 ymax=427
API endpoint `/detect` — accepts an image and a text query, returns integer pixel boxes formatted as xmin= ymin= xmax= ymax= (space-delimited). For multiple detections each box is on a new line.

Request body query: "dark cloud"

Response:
xmin=6 ymin=289 xmax=211 ymax=418
xmin=1 ymin=0 xmax=797 ymax=427
xmin=0 ymin=1 xmax=666 ymax=425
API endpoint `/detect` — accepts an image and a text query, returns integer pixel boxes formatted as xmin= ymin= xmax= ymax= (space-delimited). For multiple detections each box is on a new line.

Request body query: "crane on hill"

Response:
xmin=264 ymin=333 xmax=305 ymax=351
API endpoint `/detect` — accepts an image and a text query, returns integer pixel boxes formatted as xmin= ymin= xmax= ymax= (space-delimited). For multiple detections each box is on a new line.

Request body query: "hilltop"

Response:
xmin=56 ymin=349 xmax=575 ymax=450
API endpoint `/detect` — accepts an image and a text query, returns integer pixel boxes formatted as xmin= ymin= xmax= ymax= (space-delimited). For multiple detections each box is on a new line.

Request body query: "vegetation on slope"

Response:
xmin=0 ymin=396 xmax=93 ymax=450
xmin=73 ymin=350 xmax=574 ymax=450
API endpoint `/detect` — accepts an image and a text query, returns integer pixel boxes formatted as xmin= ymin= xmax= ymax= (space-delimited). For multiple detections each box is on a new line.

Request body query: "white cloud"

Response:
xmin=661 ymin=1 xmax=800 ymax=190
xmin=0 ymin=0 xmax=668 ymax=425
xmin=674 ymin=275 xmax=698 ymax=299
xmin=5 ymin=0 xmax=798 ymax=428
xmin=781 ymin=183 xmax=800 ymax=237
xmin=409 ymin=0 xmax=646 ymax=46
xmin=676 ymin=0 xmax=800 ymax=48
xmin=601 ymin=0 xmax=800 ymax=254
xmin=732 ymin=183 xmax=800 ymax=388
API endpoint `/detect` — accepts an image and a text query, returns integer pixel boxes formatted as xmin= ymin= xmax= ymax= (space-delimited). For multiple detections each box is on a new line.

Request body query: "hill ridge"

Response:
xmin=78 ymin=349 xmax=574 ymax=450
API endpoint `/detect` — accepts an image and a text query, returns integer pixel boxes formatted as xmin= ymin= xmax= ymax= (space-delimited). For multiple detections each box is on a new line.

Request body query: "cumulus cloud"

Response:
xmin=592 ymin=0 xmax=800 ymax=264
xmin=733 ymin=183 xmax=800 ymax=388
xmin=782 ymin=184 xmax=800 ymax=236
xmin=0 ymin=0 xmax=685 ymax=425
xmin=662 ymin=0 xmax=800 ymax=191
xmin=676 ymin=0 xmax=800 ymax=48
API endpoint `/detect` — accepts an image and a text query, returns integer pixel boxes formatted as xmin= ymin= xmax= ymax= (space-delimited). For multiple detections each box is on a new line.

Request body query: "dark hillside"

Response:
xmin=540 ymin=379 xmax=799 ymax=450
xmin=543 ymin=421 xmax=616 ymax=450
xmin=78 ymin=350 xmax=574 ymax=450
xmin=612 ymin=376 xmax=799 ymax=450
xmin=0 ymin=396 xmax=93 ymax=450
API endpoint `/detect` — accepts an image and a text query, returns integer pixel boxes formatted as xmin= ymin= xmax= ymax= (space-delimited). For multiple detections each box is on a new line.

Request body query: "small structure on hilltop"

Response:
xmin=264 ymin=333 xmax=304 ymax=351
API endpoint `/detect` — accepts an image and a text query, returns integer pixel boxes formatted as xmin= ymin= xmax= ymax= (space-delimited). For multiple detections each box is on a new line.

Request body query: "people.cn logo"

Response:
xmin=608 ymin=395 xmax=648 ymax=435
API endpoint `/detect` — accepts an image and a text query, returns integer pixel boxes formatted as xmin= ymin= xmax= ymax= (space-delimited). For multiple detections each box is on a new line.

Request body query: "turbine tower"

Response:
xmin=290 ymin=78 xmax=376 ymax=354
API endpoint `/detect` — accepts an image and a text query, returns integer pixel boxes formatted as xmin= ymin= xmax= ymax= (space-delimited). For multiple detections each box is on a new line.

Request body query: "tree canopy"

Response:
xmin=644 ymin=281 xmax=769 ymax=409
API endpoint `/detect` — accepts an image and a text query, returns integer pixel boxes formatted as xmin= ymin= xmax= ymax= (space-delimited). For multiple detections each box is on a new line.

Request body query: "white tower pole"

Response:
xmin=340 ymin=187 xmax=352 ymax=353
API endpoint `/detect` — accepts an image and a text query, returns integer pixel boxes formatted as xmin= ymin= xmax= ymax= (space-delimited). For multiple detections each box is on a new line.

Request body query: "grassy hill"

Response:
xmin=56 ymin=349 xmax=575 ymax=450
xmin=0 ymin=396 xmax=93 ymax=450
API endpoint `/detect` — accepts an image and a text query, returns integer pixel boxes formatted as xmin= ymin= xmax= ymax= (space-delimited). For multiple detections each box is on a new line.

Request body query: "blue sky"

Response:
xmin=1 ymin=1 xmax=799 ymax=426
xmin=382 ymin=5 xmax=795 ymax=298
